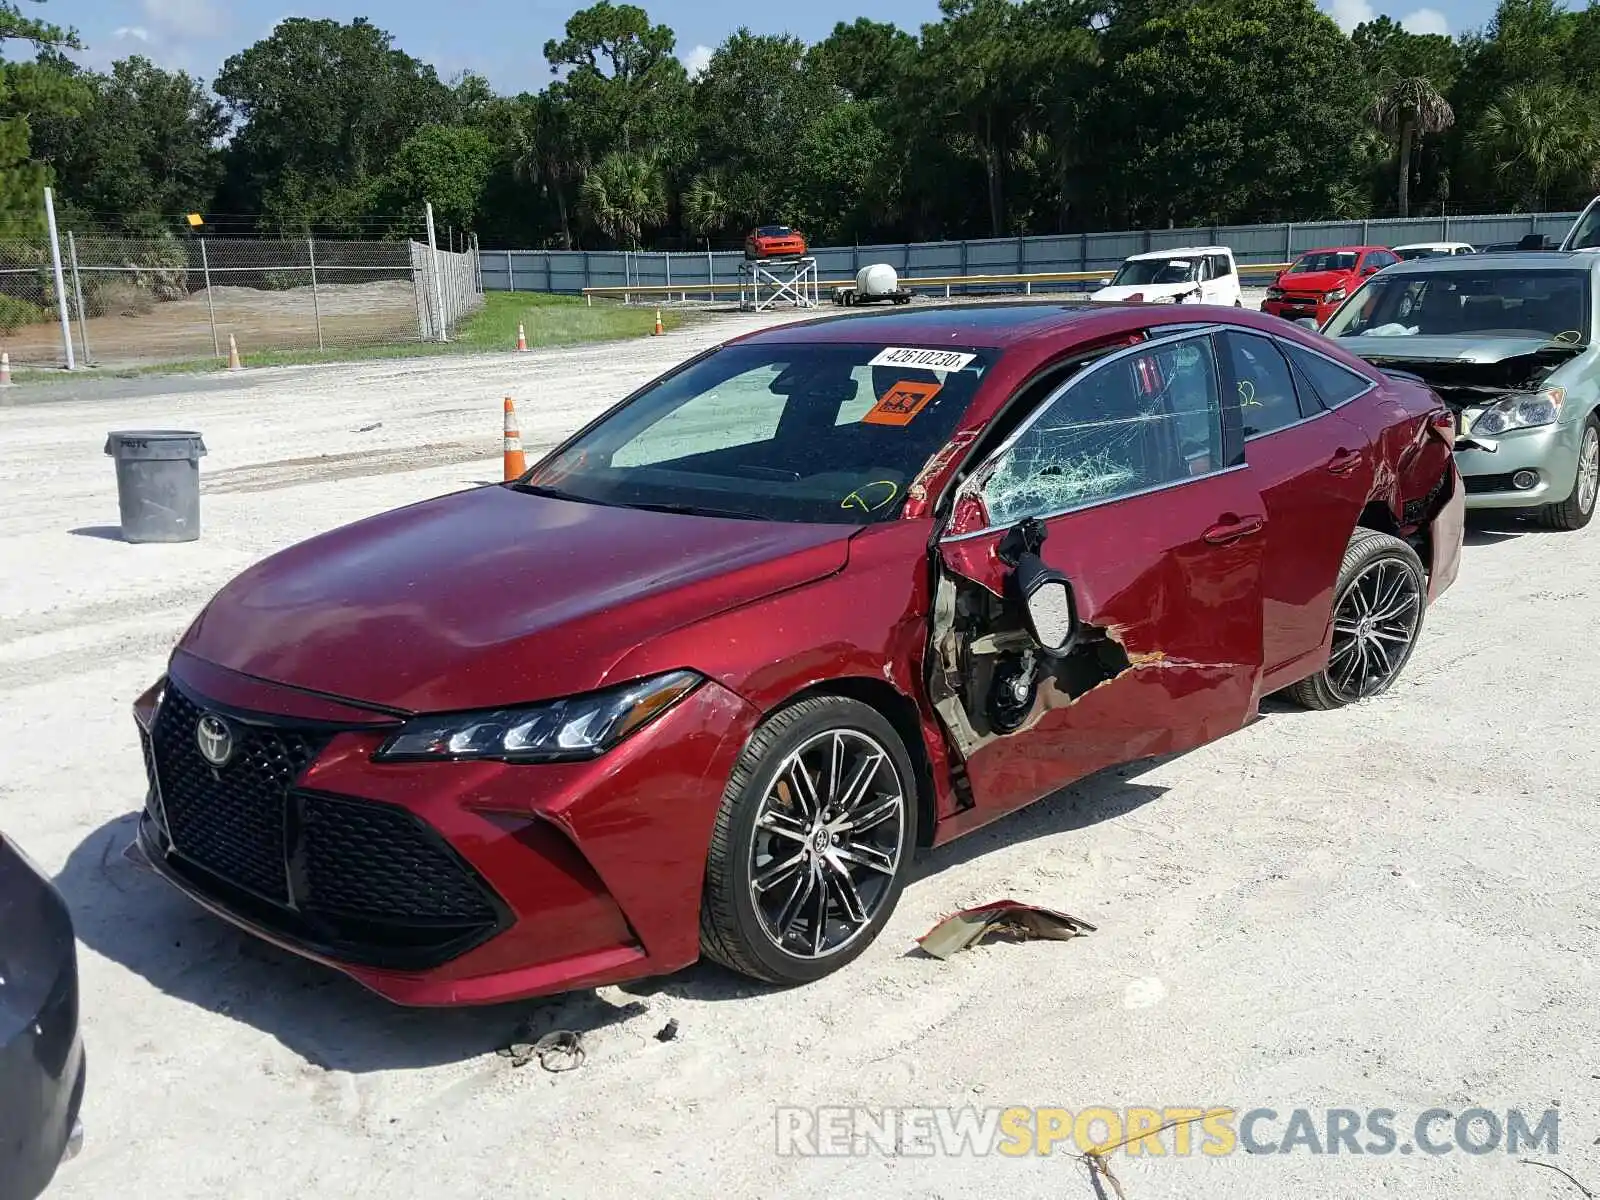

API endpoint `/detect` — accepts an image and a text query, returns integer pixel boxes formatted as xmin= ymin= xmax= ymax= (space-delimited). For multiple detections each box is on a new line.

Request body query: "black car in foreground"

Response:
xmin=1 ymin=831 xmax=84 ymax=1200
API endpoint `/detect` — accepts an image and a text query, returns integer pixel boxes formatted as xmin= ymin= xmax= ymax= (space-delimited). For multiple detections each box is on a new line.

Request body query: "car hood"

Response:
xmin=1275 ymin=269 xmax=1353 ymax=292
xmin=1091 ymin=282 xmax=1195 ymax=301
xmin=1326 ymin=335 xmax=1566 ymax=364
xmin=177 ymin=485 xmax=855 ymax=712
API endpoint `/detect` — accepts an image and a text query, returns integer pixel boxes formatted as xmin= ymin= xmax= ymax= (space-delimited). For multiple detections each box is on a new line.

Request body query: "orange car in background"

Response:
xmin=745 ymin=225 xmax=808 ymax=260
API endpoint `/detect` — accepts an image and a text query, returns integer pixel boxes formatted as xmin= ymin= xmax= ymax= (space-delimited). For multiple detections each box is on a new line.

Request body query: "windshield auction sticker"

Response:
xmin=863 ymin=379 xmax=943 ymax=427
xmin=868 ymin=347 xmax=978 ymax=371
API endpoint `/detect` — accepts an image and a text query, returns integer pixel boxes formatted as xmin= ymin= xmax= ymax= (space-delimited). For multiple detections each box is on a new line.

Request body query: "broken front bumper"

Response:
xmin=1455 ymin=418 xmax=1582 ymax=509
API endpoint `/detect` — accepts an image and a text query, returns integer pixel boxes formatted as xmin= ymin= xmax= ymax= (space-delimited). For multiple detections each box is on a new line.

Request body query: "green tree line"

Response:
xmin=11 ymin=0 xmax=1600 ymax=247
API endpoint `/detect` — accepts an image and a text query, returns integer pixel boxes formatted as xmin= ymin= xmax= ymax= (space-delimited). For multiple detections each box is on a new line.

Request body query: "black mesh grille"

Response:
xmin=151 ymin=686 xmax=326 ymax=903
xmin=139 ymin=679 xmax=508 ymax=969
xmin=299 ymin=793 xmax=497 ymax=922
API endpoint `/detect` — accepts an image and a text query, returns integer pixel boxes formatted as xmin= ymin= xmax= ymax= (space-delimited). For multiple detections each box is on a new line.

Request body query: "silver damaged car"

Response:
xmin=1318 ymin=252 xmax=1600 ymax=530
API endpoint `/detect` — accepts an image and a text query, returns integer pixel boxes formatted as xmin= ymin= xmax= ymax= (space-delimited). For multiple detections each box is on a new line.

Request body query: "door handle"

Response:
xmin=1326 ymin=448 xmax=1362 ymax=475
xmin=1203 ymin=515 xmax=1265 ymax=545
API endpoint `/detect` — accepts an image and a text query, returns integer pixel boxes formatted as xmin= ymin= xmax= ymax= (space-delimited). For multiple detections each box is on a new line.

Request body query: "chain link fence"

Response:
xmin=0 ymin=231 xmax=485 ymax=370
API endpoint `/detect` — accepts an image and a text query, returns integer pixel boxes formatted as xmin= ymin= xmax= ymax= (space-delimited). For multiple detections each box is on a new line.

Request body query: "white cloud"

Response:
xmin=113 ymin=26 xmax=152 ymax=42
xmin=141 ymin=0 xmax=225 ymax=39
xmin=681 ymin=44 xmax=713 ymax=77
xmin=1400 ymin=6 xmax=1450 ymax=34
xmin=1328 ymin=0 xmax=1375 ymax=31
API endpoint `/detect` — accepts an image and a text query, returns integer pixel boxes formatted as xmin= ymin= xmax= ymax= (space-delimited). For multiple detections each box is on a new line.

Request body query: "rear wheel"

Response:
xmin=700 ymin=697 xmax=918 ymax=985
xmin=1534 ymin=415 xmax=1600 ymax=531
xmin=1285 ymin=528 xmax=1426 ymax=711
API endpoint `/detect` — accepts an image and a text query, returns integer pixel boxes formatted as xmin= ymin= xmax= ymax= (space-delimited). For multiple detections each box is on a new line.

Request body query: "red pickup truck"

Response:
xmin=1263 ymin=245 xmax=1400 ymax=326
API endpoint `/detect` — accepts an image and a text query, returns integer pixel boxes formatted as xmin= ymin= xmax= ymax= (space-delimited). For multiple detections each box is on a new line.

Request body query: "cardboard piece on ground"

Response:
xmin=916 ymin=899 xmax=1096 ymax=961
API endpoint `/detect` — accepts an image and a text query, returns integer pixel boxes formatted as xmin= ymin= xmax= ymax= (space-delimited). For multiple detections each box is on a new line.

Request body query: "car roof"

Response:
xmin=1297 ymin=245 xmax=1380 ymax=255
xmin=731 ymin=301 xmax=1106 ymax=349
xmin=1126 ymin=246 xmax=1229 ymax=260
xmin=1379 ymin=251 xmax=1597 ymax=275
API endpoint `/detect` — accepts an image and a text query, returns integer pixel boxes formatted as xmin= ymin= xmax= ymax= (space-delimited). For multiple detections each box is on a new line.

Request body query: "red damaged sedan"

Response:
xmin=129 ymin=303 xmax=1464 ymax=1005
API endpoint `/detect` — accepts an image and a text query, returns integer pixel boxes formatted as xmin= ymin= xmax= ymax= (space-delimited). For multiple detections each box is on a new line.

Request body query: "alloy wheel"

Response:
xmin=1578 ymin=424 xmax=1599 ymax=516
xmin=748 ymin=728 xmax=907 ymax=959
xmin=1326 ymin=557 xmax=1424 ymax=702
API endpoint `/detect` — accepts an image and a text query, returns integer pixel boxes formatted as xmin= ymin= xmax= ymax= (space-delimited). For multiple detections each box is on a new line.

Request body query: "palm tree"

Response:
xmin=681 ymin=166 xmax=772 ymax=240
xmin=579 ymin=151 xmax=668 ymax=248
xmin=1371 ymin=75 xmax=1454 ymax=218
xmin=512 ymin=96 xmax=582 ymax=249
xmin=681 ymin=167 xmax=737 ymax=239
xmin=1472 ymin=82 xmax=1599 ymax=211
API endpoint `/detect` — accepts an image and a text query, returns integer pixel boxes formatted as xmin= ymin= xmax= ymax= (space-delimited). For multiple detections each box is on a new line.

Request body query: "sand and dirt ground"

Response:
xmin=3 ymin=298 xmax=1596 ymax=1199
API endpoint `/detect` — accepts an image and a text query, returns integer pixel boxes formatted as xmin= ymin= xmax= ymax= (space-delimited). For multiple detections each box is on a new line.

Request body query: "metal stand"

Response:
xmin=739 ymin=256 xmax=819 ymax=312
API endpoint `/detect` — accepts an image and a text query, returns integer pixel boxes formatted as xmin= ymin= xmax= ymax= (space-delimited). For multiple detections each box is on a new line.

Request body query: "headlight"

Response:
xmin=1325 ymin=287 xmax=1346 ymax=303
xmin=375 ymin=670 xmax=702 ymax=763
xmin=1266 ymin=287 xmax=1285 ymax=300
xmin=1464 ymin=388 xmax=1564 ymax=437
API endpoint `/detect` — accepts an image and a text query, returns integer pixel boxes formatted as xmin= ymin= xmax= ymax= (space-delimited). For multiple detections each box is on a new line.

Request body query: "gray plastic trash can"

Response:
xmin=104 ymin=430 xmax=207 ymax=543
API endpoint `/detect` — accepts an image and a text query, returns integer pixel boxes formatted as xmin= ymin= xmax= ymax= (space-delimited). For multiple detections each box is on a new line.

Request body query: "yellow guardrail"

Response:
xmin=580 ymin=262 xmax=1295 ymax=304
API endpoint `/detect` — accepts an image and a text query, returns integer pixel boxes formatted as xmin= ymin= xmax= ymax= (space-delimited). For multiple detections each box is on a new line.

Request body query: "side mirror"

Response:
xmin=1012 ymin=551 xmax=1079 ymax=656
xmin=997 ymin=517 xmax=1080 ymax=656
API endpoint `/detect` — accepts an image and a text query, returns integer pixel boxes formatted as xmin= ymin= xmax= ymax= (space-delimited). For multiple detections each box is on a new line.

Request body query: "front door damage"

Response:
xmin=925 ymin=477 xmax=1267 ymax=832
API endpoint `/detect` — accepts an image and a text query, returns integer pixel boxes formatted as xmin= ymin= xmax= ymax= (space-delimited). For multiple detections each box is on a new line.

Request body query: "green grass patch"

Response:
xmin=455 ymin=291 xmax=685 ymax=351
xmin=4 ymin=293 xmax=692 ymax=384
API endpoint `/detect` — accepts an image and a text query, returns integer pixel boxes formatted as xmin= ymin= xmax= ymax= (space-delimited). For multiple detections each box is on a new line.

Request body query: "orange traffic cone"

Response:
xmin=516 ymin=323 xmax=529 ymax=352
xmin=653 ymin=309 xmax=664 ymax=336
xmin=0 ymin=351 xmax=12 ymax=387
xmin=503 ymin=397 xmax=527 ymax=481
xmin=227 ymin=334 xmax=242 ymax=371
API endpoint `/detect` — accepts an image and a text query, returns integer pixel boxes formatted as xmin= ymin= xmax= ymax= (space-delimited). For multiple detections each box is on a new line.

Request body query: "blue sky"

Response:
xmin=64 ymin=0 xmax=1507 ymax=92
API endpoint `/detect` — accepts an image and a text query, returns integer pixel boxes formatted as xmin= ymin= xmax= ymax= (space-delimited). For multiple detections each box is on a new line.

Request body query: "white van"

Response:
xmin=1392 ymin=241 xmax=1477 ymax=259
xmin=1089 ymin=246 xmax=1242 ymax=306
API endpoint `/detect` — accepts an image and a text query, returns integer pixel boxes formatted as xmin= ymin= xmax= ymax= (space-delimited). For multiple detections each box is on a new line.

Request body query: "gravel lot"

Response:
xmin=4 ymin=298 xmax=1597 ymax=1200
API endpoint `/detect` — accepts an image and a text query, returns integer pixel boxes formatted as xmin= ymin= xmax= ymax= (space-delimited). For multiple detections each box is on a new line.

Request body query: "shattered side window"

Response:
xmin=977 ymin=335 xmax=1225 ymax=526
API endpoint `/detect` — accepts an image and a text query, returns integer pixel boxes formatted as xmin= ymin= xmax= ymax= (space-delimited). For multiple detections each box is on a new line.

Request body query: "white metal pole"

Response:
xmin=67 ymin=231 xmax=91 ymax=364
xmin=200 ymin=238 xmax=220 ymax=358
xmin=425 ymin=202 xmax=447 ymax=342
xmin=307 ymin=237 xmax=324 ymax=350
xmin=43 ymin=188 xmax=75 ymax=370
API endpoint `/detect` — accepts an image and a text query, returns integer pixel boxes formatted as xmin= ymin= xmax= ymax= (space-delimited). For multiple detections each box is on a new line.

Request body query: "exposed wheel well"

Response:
xmin=1357 ymin=500 xmax=1399 ymax=537
xmin=775 ymin=678 xmax=938 ymax=849
xmin=1358 ymin=496 xmax=1433 ymax=568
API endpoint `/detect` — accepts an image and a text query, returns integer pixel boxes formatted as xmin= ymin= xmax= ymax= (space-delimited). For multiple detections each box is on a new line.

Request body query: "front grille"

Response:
xmin=299 ymin=793 xmax=497 ymax=923
xmin=152 ymin=686 xmax=323 ymax=902
xmin=142 ymin=679 xmax=507 ymax=969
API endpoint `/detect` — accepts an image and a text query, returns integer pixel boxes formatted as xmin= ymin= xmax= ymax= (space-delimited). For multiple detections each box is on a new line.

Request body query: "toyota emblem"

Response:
xmin=195 ymin=713 xmax=234 ymax=767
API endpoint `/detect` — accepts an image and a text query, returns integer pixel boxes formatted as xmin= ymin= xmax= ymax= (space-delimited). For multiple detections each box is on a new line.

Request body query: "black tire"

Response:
xmin=1284 ymin=527 xmax=1427 ymax=711
xmin=1534 ymin=414 xmax=1600 ymax=531
xmin=700 ymin=696 xmax=919 ymax=985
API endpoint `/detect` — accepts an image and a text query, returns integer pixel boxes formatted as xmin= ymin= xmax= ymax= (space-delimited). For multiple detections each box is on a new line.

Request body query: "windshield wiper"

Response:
xmin=508 ymin=482 xmax=586 ymax=502
xmin=622 ymin=500 xmax=760 ymax=520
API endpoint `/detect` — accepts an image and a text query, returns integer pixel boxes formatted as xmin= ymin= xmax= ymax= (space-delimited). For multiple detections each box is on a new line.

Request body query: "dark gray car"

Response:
xmin=0 ymin=831 xmax=84 ymax=1200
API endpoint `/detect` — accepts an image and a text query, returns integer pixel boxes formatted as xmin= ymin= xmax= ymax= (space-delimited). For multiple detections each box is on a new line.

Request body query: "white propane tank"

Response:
xmin=857 ymin=263 xmax=898 ymax=297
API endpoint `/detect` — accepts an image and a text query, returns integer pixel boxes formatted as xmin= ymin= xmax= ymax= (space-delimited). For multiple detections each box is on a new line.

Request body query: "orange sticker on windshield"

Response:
xmin=862 ymin=379 xmax=943 ymax=427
